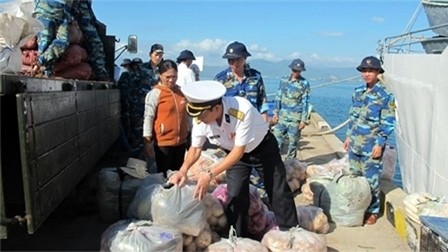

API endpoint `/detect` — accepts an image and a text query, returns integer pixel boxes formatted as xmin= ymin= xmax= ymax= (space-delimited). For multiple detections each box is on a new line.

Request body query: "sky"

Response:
xmin=90 ymin=0 xmax=429 ymax=67
xmin=0 ymin=0 xmax=430 ymax=68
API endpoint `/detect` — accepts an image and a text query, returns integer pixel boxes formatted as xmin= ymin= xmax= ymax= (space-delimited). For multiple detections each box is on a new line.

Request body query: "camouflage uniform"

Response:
xmin=71 ymin=0 xmax=108 ymax=80
xmin=33 ymin=0 xmax=71 ymax=75
xmin=346 ymin=83 xmax=396 ymax=214
xmin=127 ymin=62 xmax=151 ymax=156
xmin=141 ymin=62 xmax=160 ymax=88
xmin=215 ymin=63 xmax=269 ymax=198
xmin=214 ymin=64 xmax=269 ymax=114
xmin=272 ymin=75 xmax=311 ymax=159
xmin=118 ymin=69 xmax=133 ymax=148
xmin=34 ymin=0 xmax=108 ymax=79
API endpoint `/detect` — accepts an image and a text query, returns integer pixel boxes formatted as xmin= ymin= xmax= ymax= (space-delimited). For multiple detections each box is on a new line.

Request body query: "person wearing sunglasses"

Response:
xmin=214 ymin=41 xmax=269 ymax=122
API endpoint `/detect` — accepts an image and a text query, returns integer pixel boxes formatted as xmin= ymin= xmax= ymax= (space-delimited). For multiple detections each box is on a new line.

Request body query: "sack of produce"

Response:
xmin=261 ymin=227 xmax=327 ymax=252
xmin=100 ymin=219 xmax=183 ymax=252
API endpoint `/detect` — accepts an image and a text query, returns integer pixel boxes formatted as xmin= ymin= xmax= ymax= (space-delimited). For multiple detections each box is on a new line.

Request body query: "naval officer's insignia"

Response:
xmin=228 ymin=108 xmax=245 ymax=120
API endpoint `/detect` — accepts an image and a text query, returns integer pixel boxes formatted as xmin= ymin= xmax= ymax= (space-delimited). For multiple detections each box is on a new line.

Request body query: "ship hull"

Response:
xmin=382 ymin=49 xmax=448 ymax=198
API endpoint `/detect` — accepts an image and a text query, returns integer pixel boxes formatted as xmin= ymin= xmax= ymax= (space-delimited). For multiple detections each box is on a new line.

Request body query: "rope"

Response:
xmin=303 ymin=118 xmax=350 ymax=137
xmin=266 ymin=75 xmax=359 ymax=98
xmin=267 ymin=75 xmax=357 ymax=135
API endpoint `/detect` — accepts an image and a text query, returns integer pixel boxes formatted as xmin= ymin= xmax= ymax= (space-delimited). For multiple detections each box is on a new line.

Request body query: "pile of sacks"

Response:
xmin=99 ymin=151 xmax=333 ymax=251
xmin=301 ymin=155 xmax=372 ymax=227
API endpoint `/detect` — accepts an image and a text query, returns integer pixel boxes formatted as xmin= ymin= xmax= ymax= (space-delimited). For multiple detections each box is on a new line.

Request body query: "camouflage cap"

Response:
xmin=222 ymin=41 xmax=251 ymax=59
xmin=120 ymin=58 xmax=131 ymax=66
xmin=132 ymin=57 xmax=143 ymax=64
xmin=289 ymin=58 xmax=306 ymax=71
xmin=356 ymin=56 xmax=384 ymax=73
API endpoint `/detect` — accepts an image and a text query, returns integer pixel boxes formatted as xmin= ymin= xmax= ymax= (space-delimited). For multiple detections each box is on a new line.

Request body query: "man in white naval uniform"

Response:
xmin=169 ymin=80 xmax=298 ymax=237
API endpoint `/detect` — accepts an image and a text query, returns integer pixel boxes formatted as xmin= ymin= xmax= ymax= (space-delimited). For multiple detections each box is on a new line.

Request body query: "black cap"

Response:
xmin=288 ymin=58 xmax=306 ymax=71
xmin=356 ymin=56 xmax=384 ymax=73
xmin=150 ymin=43 xmax=164 ymax=54
xmin=222 ymin=41 xmax=251 ymax=59
xmin=120 ymin=58 xmax=131 ymax=66
xmin=131 ymin=57 xmax=143 ymax=64
xmin=177 ymin=50 xmax=196 ymax=62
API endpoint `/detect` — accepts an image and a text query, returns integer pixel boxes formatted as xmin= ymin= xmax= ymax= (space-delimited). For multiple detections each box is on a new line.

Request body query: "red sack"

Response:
xmin=54 ymin=62 xmax=92 ymax=80
xmin=22 ymin=50 xmax=38 ymax=66
xmin=53 ymin=44 xmax=88 ymax=72
xmin=69 ymin=21 xmax=84 ymax=45
xmin=21 ymin=36 xmax=37 ymax=50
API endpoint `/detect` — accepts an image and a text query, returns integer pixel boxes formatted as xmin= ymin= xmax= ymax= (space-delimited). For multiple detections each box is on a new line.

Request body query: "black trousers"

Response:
xmin=225 ymin=131 xmax=298 ymax=237
xmin=154 ymin=143 xmax=186 ymax=177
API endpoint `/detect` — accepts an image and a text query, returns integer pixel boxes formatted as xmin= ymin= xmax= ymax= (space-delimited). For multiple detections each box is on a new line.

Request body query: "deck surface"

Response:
xmin=295 ymin=114 xmax=411 ymax=252
xmin=0 ymin=113 xmax=412 ymax=251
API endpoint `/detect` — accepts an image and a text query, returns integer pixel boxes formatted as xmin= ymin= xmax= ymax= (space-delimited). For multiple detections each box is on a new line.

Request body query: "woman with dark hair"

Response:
xmin=143 ymin=59 xmax=189 ymax=177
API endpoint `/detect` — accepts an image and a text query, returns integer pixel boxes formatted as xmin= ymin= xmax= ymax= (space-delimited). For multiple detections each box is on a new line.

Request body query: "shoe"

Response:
xmin=364 ymin=213 xmax=379 ymax=225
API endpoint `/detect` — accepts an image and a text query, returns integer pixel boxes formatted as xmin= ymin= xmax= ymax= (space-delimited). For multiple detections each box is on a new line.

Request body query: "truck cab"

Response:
xmin=0 ymin=19 xmax=137 ymax=238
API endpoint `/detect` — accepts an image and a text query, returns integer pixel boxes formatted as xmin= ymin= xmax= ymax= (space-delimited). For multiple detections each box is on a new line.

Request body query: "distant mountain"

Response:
xmin=200 ymin=59 xmax=359 ymax=82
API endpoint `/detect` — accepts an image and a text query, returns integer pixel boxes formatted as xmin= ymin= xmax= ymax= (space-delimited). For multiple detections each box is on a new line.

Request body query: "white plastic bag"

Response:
xmin=0 ymin=0 xmax=43 ymax=73
xmin=151 ymin=184 xmax=207 ymax=236
xmin=261 ymin=227 xmax=327 ymax=252
xmin=126 ymin=176 xmax=165 ymax=221
xmin=207 ymin=226 xmax=267 ymax=252
xmin=310 ymin=171 xmax=371 ymax=226
xmin=100 ymin=219 xmax=183 ymax=252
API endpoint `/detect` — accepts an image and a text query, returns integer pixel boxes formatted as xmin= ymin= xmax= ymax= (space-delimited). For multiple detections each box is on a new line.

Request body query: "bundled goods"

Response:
xmin=403 ymin=192 xmax=448 ymax=224
xmin=207 ymin=226 xmax=268 ymax=252
xmin=53 ymin=44 xmax=88 ymax=73
xmin=403 ymin=193 xmax=448 ymax=252
xmin=309 ymin=172 xmax=371 ymax=226
xmin=53 ymin=43 xmax=92 ymax=80
xmin=306 ymin=154 xmax=349 ymax=177
xmin=211 ymin=184 xmax=278 ymax=240
xmin=203 ymin=193 xmax=228 ymax=234
xmin=247 ymin=185 xmax=279 ymax=239
xmin=212 ymin=184 xmax=229 ymax=205
xmin=300 ymin=179 xmax=314 ymax=205
xmin=126 ymin=176 xmax=166 ymax=220
xmin=0 ymin=1 xmax=43 ymax=74
xmin=296 ymin=205 xmax=329 ymax=234
xmin=261 ymin=227 xmax=327 ymax=252
xmin=284 ymin=158 xmax=307 ymax=192
xmin=96 ymin=167 xmax=162 ymax=222
xmin=187 ymin=148 xmax=227 ymax=191
xmin=68 ymin=20 xmax=84 ymax=45
xmin=151 ymin=184 xmax=207 ymax=236
xmin=183 ymin=224 xmax=220 ymax=252
xmin=20 ymin=36 xmax=38 ymax=74
xmin=100 ymin=219 xmax=183 ymax=252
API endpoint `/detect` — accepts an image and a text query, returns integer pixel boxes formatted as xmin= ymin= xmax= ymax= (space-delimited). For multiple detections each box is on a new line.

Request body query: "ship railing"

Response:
xmin=377 ymin=22 xmax=448 ymax=56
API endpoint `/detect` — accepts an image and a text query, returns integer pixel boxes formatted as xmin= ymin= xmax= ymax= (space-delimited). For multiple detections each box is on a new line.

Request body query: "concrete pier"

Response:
xmin=295 ymin=112 xmax=411 ymax=252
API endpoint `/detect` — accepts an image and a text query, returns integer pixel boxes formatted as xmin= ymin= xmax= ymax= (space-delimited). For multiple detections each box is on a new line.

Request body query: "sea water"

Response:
xmin=264 ymin=77 xmax=402 ymax=188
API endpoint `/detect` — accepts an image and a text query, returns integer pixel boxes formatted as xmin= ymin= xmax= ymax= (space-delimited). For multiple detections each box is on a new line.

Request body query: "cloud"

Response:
xmin=372 ymin=16 xmax=385 ymax=23
xmin=118 ymin=38 xmax=358 ymax=68
xmin=169 ymin=38 xmax=283 ymax=65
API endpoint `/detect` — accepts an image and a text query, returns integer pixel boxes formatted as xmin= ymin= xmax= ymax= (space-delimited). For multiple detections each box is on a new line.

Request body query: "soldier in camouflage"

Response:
xmin=71 ymin=0 xmax=109 ymax=80
xmin=214 ymin=41 xmax=269 ymax=122
xmin=272 ymin=59 xmax=311 ymax=159
xmin=118 ymin=58 xmax=133 ymax=150
xmin=343 ymin=56 xmax=396 ymax=225
xmin=33 ymin=0 xmax=108 ymax=80
xmin=142 ymin=43 xmax=164 ymax=88
xmin=127 ymin=58 xmax=152 ymax=157
xmin=214 ymin=41 xmax=269 ymax=198
xmin=32 ymin=0 xmax=71 ymax=76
